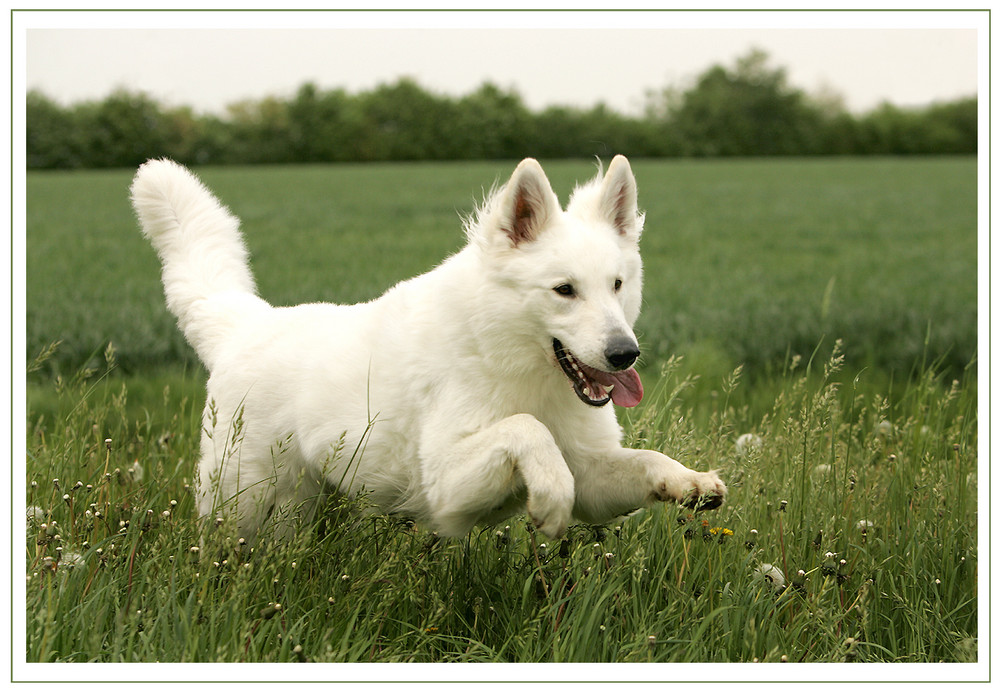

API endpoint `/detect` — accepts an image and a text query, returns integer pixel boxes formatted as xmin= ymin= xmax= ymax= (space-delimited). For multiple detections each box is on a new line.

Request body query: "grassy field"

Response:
xmin=26 ymin=157 xmax=977 ymax=377
xmin=23 ymin=158 xmax=979 ymax=671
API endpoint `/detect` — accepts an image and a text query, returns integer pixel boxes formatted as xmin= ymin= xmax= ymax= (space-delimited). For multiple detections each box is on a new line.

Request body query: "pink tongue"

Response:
xmin=597 ymin=367 xmax=643 ymax=408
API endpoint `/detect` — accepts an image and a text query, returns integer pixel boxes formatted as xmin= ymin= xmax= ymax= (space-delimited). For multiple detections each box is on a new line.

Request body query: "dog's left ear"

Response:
xmin=599 ymin=155 xmax=642 ymax=242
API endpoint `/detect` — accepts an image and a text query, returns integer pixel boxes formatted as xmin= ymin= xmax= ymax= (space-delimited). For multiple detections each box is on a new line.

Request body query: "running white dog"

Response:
xmin=131 ymin=156 xmax=726 ymax=541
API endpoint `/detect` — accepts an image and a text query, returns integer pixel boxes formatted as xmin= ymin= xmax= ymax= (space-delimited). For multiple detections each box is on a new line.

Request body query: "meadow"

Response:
xmin=23 ymin=158 xmax=979 ymax=670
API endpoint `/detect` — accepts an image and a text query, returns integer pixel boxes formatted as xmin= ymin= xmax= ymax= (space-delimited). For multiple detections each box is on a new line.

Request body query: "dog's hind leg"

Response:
xmin=421 ymin=414 xmax=576 ymax=539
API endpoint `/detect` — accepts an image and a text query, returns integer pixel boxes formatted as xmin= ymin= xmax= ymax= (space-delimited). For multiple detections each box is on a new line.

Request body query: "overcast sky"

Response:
xmin=18 ymin=10 xmax=983 ymax=117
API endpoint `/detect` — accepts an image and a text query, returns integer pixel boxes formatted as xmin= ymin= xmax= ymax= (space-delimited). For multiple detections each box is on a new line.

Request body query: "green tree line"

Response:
xmin=26 ymin=50 xmax=976 ymax=169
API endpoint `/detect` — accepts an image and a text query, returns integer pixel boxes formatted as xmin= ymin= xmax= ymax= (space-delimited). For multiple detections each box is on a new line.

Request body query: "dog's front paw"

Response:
xmin=654 ymin=468 xmax=727 ymax=512
xmin=526 ymin=484 xmax=574 ymax=539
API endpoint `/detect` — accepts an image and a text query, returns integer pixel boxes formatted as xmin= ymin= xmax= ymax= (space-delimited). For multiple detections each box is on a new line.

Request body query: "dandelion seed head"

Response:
xmin=129 ymin=461 xmax=144 ymax=482
xmin=812 ymin=464 xmax=831 ymax=478
xmin=735 ymin=433 xmax=763 ymax=456
xmin=753 ymin=563 xmax=786 ymax=590
xmin=26 ymin=505 xmax=45 ymax=525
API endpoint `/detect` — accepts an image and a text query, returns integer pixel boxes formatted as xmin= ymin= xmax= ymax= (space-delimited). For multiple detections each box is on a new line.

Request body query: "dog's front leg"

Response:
xmin=572 ymin=447 xmax=726 ymax=525
xmin=423 ymin=413 xmax=575 ymax=538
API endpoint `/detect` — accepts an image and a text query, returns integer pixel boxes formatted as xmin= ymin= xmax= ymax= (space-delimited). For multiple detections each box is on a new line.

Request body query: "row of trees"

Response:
xmin=27 ymin=50 xmax=977 ymax=169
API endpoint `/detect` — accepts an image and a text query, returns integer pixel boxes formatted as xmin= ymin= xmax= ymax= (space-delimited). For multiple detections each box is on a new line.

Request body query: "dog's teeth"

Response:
xmin=606 ymin=384 xmax=615 ymax=393
xmin=583 ymin=388 xmax=591 ymax=396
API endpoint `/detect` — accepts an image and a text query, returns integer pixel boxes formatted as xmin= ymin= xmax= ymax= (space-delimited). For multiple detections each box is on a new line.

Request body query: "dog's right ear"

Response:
xmin=497 ymin=158 xmax=560 ymax=247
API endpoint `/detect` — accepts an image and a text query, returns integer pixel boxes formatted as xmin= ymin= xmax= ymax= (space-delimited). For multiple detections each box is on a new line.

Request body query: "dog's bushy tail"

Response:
xmin=130 ymin=159 xmax=259 ymax=369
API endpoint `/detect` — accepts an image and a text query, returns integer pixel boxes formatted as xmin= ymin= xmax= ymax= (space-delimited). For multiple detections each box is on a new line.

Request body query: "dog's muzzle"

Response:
xmin=553 ymin=339 xmax=644 ymax=408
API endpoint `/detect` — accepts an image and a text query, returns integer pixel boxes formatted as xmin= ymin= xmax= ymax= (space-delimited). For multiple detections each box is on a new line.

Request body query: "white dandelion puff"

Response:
xmin=752 ymin=563 xmax=786 ymax=590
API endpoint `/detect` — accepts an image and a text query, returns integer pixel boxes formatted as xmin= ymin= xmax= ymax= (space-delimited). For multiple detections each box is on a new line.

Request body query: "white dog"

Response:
xmin=131 ymin=156 xmax=726 ymax=541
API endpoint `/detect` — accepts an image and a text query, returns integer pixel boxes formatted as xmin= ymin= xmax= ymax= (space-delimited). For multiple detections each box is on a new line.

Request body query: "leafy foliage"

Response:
xmin=26 ymin=51 xmax=977 ymax=169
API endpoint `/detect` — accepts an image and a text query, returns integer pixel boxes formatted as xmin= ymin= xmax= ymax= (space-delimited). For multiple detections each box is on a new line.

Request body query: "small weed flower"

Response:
xmin=844 ymin=637 xmax=859 ymax=662
xmin=856 ymin=520 xmax=874 ymax=534
xmin=791 ymin=569 xmax=807 ymax=595
xmin=745 ymin=529 xmax=758 ymax=550
xmin=710 ymin=526 xmax=734 ymax=543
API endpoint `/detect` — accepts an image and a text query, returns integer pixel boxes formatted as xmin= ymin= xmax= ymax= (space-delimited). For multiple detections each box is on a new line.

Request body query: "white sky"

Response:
xmin=19 ymin=9 xmax=983 ymax=116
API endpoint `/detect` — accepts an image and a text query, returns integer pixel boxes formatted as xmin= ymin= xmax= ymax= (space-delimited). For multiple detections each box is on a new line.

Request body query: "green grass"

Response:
xmin=25 ymin=347 xmax=977 ymax=664
xmin=23 ymin=158 xmax=979 ymax=667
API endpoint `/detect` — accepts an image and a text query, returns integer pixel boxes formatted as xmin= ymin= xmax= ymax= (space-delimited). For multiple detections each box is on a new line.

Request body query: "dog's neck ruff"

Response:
xmin=552 ymin=339 xmax=643 ymax=408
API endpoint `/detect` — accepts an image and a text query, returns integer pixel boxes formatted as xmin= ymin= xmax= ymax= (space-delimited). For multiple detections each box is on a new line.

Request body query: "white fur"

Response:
xmin=131 ymin=156 xmax=726 ymax=541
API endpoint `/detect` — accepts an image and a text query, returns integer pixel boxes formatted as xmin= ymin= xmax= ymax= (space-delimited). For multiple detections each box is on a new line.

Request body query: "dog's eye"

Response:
xmin=614 ymin=278 xmax=623 ymax=292
xmin=553 ymin=284 xmax=576 ymax=297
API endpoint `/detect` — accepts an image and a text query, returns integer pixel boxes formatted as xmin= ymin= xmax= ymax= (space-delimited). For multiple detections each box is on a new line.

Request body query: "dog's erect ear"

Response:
xmin=499 ymin=158 xmax=560 ymax=247
xmin=599 ymin=155 xmax=642 ymax=241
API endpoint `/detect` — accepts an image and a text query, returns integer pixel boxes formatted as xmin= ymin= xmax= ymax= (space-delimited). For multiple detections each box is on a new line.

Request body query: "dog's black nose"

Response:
xmin=605 ymin=337 xmax=640 ymax=370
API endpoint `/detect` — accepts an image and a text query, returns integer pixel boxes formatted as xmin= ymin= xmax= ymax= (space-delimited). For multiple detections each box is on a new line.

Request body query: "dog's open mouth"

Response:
xmin=553 ymin=339 xmax=644 ymax=408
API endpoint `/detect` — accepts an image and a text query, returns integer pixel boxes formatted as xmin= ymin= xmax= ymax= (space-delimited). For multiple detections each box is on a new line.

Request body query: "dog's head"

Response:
xmin=467 ymin=156 xmax=646 ymax=408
